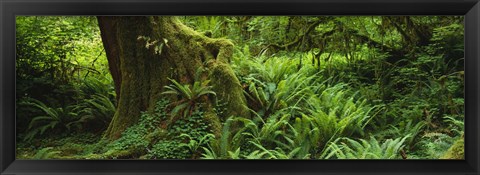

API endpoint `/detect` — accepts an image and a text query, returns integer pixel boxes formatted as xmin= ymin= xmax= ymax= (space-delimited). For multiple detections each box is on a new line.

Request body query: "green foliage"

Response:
xmin=321 ymin=135 xmax=410 ymax=159
xmin=16 ymin=16 xmax=106 ymax=102
xmin=179 ymin=133 xmax=215 ymax=154
xmin=243 ymin=141 xmax=308 ymax=159
xmin=17 ymin=16 xmax=464 ymax=160
xmin=79 ymin=77 xmax=115 ymax=98
xmin=23 ymin=98 xmax=78 ymax=142
xmin=375 ymin=120 xmax=426 ymax=150
xmin=162 ymin=68 xmax=216 ymax=120
xmin=201 ymin=88 xmax=375 ymax=160
xmin=33 ymin=147 xmax=61 ymax=159
xmin=16 ymin=16 xmax=110 ymax=133
xmin=182 ymin=16 xmax=225 ymax=38
xmin=200 ymin=116 xmax=243 ymax=159
xmin=146 ymin=108 xmax=214 ymax=159
xmin=148 ymin=140 xmax=191 ymax=159
xmin=110 ymin=120 xmax=150 ymax=153
xmin=98 ymin=97 xmax=215 ymax=159
xmin=96 ymin=100 xmax=168 ymax=158
xmin=409 ymin=115 xmax=464 ymax=159
xmin=69 ymin=94 xmax=115 ymax=131
xmin=415 ymin=132 xmax=455 ymax=159
xmin=167 ymin=109 xmax=213 ymax=138
xmin=440 ymin=137 xmax=464 ymax=159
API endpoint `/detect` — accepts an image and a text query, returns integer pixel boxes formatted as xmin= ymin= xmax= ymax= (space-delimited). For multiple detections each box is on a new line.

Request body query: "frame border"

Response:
xmin=1 ymin=0 xmax=479 ymax=174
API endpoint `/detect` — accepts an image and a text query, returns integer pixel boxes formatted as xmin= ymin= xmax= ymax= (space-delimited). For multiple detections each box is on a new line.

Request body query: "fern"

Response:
xmin=321 ymin=135 xmax=410 ymax=159
xmin=179 ymin=133 xmax=215 ymax=154
xmin=33 ymin=147 xmax=61 ymax=159
xmin=79 ymin=77 xmax=115 ymax=98
xmin=69 ymin=94 xmax=115 ymax=130
xmin=443 ymin=115 xmax=464 ymax=136
xmin=416 ymin=131 xmax=459 ymax=159
xmin=24 ymin=99 xmax=77 ymax=141
xmin=249 ymin=141 xmax=310 ymax=159
xmin=162 ymin=72 xmax=216 ymax=121
xmin=200 ymin=116 xmax=241 ymax=159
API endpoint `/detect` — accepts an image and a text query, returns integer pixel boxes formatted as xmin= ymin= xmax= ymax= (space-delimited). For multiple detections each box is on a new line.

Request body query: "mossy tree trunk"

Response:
xmin=97 ymin=16 xmax=250 ymax=140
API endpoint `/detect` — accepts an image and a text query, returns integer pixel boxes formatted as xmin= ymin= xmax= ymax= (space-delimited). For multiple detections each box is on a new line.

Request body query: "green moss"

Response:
xmin=103 ymin=16 xmax=250 ymax=141
xmin=102 ymin=149 xmax=139 ymax=159
xmin=147 ymin=140 xmax=191 ymax=159
xmin=205 ymin=38 xmax=234 ymax=63
xmin=207 ymin=61 xmax=251 ymax=120
xmin=441 ymin=138 xmax=464 ymax=159
xmin=203 ymin=111 xmax=222 ymax=137
xmin=145 ymin=128 xmax=169 ymax=144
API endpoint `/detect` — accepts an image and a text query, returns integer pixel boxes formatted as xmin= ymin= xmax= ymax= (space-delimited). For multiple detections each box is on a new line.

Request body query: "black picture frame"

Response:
xmin=1 ymin=0 xmax=479 ymax=175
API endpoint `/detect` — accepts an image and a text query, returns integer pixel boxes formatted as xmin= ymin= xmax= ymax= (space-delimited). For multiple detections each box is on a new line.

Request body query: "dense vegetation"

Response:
xmin=16 ymin=16 xmax=464 ymax=159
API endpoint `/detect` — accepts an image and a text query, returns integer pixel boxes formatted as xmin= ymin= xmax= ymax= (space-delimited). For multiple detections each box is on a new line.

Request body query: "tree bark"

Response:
xmin=97 ymin=16 xmax=250 ymax=140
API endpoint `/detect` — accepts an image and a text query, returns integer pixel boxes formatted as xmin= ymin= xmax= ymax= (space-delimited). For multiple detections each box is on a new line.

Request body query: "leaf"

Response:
xmin=154 ymin=43 xmax=164 ymax=55
xmin=171 ymin=103 xmax=189 ymax=118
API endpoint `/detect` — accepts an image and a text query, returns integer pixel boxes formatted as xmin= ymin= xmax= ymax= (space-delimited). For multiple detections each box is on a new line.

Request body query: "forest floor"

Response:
xmin=17 ymin=133 xmax=102 ymax=159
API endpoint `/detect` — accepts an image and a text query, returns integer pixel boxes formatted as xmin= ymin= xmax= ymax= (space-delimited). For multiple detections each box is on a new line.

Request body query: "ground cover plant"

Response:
xmin=16 ymin=16 xmax=464 ymax=159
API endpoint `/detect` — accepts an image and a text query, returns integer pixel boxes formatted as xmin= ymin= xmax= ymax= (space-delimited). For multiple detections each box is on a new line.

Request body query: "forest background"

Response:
xmin=15 ymin=16 xmax=464 ymax=159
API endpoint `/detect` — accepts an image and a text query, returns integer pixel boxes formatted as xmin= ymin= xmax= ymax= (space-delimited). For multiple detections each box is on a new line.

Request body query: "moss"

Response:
xmin=440 ymin=138 xmax=464 ymax=159
xmin=16 ymin=147 xmax=37 ymax=159
xmin=102 ymin=149 xmax=139 ymax=159
xmin=145 ymin=128 xmax=168 ymax=143
xmin=81 ymin=153 xmax=105 ymax=159
xmin=203 ymin=111 xmax=222 ymax=137
xmin=58 ymin=144 xmax=83 ymax=155
xmin=101 ymin=16 xmax=250 ymax=141
xmin=103 ymin=17 xmax=156 ymax=139
xmin=205 ymin=38 xmax=234 ymax=63
xmin=207 ymin=60 xmax=251 ymax=120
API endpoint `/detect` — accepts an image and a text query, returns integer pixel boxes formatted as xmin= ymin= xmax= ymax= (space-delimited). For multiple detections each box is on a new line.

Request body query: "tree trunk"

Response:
xmin=97 ymin=16 xmax=250 ymax=140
